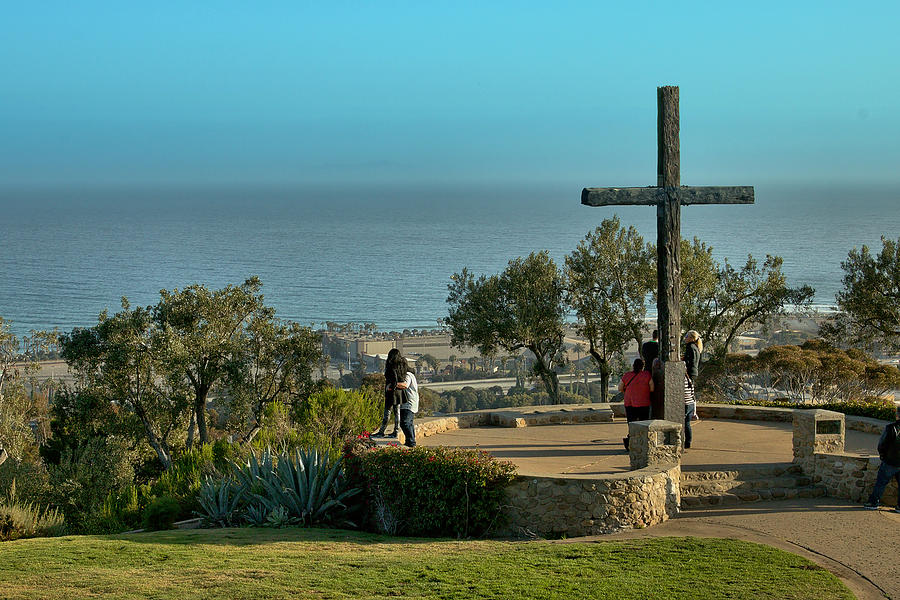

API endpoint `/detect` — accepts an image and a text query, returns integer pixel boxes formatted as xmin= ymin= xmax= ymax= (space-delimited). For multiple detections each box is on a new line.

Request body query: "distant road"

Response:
xmin=423 ymin=374 xmax=602 ymax=393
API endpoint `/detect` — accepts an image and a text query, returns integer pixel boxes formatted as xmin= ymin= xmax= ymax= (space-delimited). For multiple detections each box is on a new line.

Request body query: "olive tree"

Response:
xmin=823 ymin=236 xmax=900 ymax=352
xmin=672 ymin=238 xmax=814 ymax=364
xmin=565 ymin=217 xmax=654 ymax=402
xmin=447 ymin=251 xmax=566 ymax=403
xmin=228 ymin=311 xmax=322 ymax=442
xmin=154 ymin=277 xmax=266 ymax=445
xmin=61 ymin=300 xmax=190 ymax=469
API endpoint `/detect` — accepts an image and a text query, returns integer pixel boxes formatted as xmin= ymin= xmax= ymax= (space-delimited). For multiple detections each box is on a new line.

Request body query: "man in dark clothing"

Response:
xmin=864 ymin=406 xmax=900 ymax=512
xmin=641 ymin=330 xmax=659 ymax=372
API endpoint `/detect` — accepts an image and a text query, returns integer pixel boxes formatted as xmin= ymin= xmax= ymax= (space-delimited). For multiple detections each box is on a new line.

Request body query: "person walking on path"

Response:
xmin=619 ymin=358 xmax=654 ymax=450
xmin=864 ymin=405 xmax=900 ymax=512
xmin=373 ymin=349 xmax=405 ymax=437
xmin=683 ymin=330 xmax=703 ymax=449
xmin=395 ymin=355 xmax=419 ymax=448
xmin=641 ymin=329 xmax=659 ymax=372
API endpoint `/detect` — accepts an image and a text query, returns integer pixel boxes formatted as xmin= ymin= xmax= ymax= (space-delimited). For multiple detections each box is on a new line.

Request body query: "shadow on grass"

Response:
xmin=109 ymin=526 xmax=453 ymax=547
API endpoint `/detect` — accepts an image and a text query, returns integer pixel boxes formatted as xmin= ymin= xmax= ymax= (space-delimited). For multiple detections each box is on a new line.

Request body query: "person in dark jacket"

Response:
xmin=641 ymin=329 xmax=659 ymax=372
xmin=864 ymin=405 xmax=900 ymax=512
xmin=682 ymin=330 xmax=702 ymax=449
xmin=373 ymin=348 xmax=405 ymax=437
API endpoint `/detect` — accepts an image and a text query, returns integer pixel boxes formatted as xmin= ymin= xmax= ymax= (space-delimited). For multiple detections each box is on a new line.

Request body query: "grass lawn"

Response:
xmin=0 ymin=528 xmax=853 ymax=600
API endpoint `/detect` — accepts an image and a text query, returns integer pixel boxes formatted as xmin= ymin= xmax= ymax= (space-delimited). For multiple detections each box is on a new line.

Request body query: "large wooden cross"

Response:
xmin=581 ymin=86 xmax=754 ymax=426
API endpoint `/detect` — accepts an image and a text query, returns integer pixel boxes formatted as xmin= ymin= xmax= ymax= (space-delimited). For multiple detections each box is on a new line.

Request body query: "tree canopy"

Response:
xmin=446 ymin=251 xmax=566 ymax=403
xmin=823 ymin=236 xmax=900 ymax=352
xmin=59 ymin=278 xmax=323 ymax=468
xmin=565 ymin=216 xmax=654 ymax=400
xmin=671 ymin=238 xmax=814 ymax=363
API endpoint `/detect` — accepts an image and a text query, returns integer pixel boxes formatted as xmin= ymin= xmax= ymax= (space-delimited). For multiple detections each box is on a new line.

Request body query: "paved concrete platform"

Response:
xmin=419 ymin=417 xmax=881 ymax=476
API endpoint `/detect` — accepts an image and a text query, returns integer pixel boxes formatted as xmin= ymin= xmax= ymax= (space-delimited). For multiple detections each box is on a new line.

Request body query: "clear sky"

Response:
xmin=2 ymin=1 xmax=898 ymax=187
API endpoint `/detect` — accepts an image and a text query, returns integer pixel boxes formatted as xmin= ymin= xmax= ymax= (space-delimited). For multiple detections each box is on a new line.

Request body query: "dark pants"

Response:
xmin=867 ymin=461 xmax=900 ymax=508
xmin=377 ymin=405 xmax=400 ymax=434
xmin=399 ymin=408 xmax=416 ymax=447
xmin=377 ymin=388 xmax=403 ymax=434
xmin=623 ymin=405 xmax=651 ymax=449
xmin=625 ymin=405 xmax=651 ymax=423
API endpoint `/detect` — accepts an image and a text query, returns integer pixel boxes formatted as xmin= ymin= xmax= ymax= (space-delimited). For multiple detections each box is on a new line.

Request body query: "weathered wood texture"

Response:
xmin=657 ymin=86 xmax=680 ymax=187
xmin=657 ymin=190 xmax=682 ymax=361
xmin=581 ymin=186 xmax=754 ymax=207
xmin=657 ymin=87 xmax=681 ymax=363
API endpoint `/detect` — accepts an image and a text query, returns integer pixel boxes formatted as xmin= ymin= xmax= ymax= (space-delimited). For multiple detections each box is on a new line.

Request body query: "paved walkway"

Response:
xmin=420 ymin=416 xmax=895 ymax=598
xmin=590 ymin=498 xmax=899 ymax=600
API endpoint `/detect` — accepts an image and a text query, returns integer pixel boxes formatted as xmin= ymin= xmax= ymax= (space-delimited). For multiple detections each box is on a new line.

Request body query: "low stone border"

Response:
xmin=812 ymin=454 xmax=894 ymax=504
xmin=414 ymin=404 xmax=613 ymax=440
xmin=496 ymin=464 xmax=681 ymax=538
xmin=611 ymin=402 xmax=892 ymax=434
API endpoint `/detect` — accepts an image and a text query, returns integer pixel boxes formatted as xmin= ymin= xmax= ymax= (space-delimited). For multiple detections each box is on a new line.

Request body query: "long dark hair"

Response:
xmin=385 ymin=348 xmax=407 ymax=380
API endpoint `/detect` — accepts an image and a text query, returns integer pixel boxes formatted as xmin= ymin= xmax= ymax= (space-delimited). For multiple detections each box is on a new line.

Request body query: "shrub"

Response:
xmin=0 ymin=461 xmax=49 ymax=505
xmin=95 ymin=439 xmax=243 ymax=533
xmin=0 ymin=500 xmax=65 ymax=541
xmin=721 ymin=396 xmax=897 ymax=421
xmin=142 ymin=496 xmax=181 ymax=531
xmin=346 ymin=445 xmax=517 ymax=538
xmin=44 ymin=435 xmax=137 ymax=533
xmin=293 ymin=388 xmax=381 ymax=453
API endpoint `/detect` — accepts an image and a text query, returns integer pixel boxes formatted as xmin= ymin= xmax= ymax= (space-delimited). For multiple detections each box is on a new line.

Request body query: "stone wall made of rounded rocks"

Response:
xmin=495 ymin=464 xmax=681 ymax=538
xmin=813 ymin=454 xmax=898 ymax=506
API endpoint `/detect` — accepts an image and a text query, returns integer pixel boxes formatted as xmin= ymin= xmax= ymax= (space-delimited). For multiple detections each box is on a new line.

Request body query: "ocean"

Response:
xmin=1 ymin=182 xmax=897 ymax=339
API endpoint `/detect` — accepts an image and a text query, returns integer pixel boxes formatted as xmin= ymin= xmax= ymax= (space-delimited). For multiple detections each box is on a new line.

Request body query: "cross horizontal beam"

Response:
xmin=581 ymin=186 xmax=754 ymax=207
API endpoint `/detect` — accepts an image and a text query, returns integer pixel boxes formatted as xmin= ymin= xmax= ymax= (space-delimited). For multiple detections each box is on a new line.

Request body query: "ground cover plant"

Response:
xmin=0 ymin=528 xmax=853 ymax=600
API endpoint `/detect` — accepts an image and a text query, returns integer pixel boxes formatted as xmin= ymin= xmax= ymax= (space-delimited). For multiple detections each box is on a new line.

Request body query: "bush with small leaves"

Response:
xmin=142 ymin=496 xmax=181 ymax=531
xmin=345 ymin=444 xmax=517 ymax=538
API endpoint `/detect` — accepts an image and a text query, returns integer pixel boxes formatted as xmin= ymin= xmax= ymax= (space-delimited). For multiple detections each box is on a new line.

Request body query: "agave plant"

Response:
xmin=195 ymin=477 xmax=245 ymax=527
xmin=265 ymin=505 xmax=300 ymax=528
xmin=231 ymin=448 xmax=276 ymax=494
xmin=243 ymin=502 xmax=269 ymax=527
xmin=253 ymin=448 xmax=360 ymax=527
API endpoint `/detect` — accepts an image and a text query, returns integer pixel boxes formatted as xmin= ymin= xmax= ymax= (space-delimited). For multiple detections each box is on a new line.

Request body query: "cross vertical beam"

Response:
xmin=656 ymin=86 xmax=681 ymax=362
xmin=655 ymin=86 xmax=687 ymax=426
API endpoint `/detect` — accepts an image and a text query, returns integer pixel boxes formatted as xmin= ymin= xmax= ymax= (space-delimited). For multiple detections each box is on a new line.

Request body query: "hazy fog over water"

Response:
xmin=1 ymin=182 xmax=896 ymax=338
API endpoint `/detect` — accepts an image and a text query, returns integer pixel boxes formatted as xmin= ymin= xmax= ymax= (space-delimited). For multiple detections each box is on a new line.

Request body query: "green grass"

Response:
xmin=0 ymin=528 xmax=853 ymax=600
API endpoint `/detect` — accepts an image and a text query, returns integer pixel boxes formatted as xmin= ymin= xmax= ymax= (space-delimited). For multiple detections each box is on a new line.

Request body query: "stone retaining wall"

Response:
xmin=496 ymin=463 xmax=681 ymax=538
xmin=812 ymin=453 xmax=897 ymax=505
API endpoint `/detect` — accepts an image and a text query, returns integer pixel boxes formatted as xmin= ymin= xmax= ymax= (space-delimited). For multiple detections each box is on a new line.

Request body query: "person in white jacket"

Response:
xmin=395 ymin=356 xmax=419 ymax=447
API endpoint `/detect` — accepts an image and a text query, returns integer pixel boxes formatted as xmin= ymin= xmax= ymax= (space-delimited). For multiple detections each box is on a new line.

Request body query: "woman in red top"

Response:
xmin=619 ymin=358 xmax=654 ymax=450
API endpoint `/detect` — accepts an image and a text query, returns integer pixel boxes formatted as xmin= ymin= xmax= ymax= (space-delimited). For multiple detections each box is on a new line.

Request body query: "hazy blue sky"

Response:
xmin=2 ymin=1 xmax=898 ymax=187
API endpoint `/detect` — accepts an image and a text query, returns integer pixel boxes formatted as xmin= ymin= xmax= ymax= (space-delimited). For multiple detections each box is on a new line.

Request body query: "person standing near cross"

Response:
xmin=581 ymin=86 xmax=754 ymax=429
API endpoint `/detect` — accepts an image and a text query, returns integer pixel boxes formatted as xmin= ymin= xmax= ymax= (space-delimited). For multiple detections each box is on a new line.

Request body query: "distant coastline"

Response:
xmin=1 ymin=183 xmax=896 ymax=340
